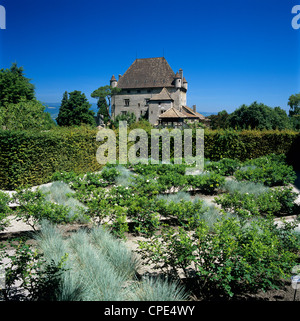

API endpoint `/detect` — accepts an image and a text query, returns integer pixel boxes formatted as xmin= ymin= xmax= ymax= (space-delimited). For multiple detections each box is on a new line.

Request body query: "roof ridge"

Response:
xmin=117 ymin=57 xmax=176 ymax=89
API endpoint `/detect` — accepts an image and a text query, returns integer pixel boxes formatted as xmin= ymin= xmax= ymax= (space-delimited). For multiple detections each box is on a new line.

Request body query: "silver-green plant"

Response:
xmin=128 ymin=277 xmax=189 ymax=301
xmin=115 ymin=165 xmax=135 ymax=187
xmin=222 ymin=179 xmax=270 ymax=196
xmin=157 ymin=191 xmax=192 ymax=203
xmin=39 ymin=181 xmax=88 ymax=223
xmin=34 ymin=222 xmax=189 ymax=301
xmin=89 ymin=227 xmax=140 ymax=279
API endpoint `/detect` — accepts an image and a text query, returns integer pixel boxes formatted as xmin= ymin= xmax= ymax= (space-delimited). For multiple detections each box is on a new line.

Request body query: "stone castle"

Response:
xmin=110 ymin=57 xmax=208 ymax=127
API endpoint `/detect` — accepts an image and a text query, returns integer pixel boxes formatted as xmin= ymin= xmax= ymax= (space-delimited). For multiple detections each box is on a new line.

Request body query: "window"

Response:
xmin=147 ymin=89 xmax=151 ymax=93
xmin=145 ymin=98 xmax=150 ymax=105
xmin=127 ymin=90 xmax=131 ymax=93
xmin=124 ymin=99 xmax=130 ymax=106
xmin=121 ymin=111 xmax=127 ymax=115
xmin=138 ymin=103 xmax=140 ymax=107
xmin=137 ymin=90 xmax=141 ymax=93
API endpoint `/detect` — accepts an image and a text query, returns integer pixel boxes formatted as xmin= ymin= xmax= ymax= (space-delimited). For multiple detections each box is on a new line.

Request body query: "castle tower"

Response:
xmin=175 ymin=72 xmax=182 ymax=89
xmin=110 ymin=75 xmax=117 ymax=88
xmin=183 ymin=77 xmax=188 ymax=90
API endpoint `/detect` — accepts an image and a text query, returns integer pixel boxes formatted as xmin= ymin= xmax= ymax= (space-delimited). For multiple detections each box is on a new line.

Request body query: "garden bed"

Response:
xmin=1 ymin=154 xmax=300 ymax=301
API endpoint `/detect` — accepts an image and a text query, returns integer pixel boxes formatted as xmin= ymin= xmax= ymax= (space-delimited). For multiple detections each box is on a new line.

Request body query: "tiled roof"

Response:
xmin=149 ymin=88 xmax=173 ymax=101
xmin=181 ymin=106 xmax=206 ymax=120
xmin=159 ymin=107 xmax=187 ymax=119
xmin=117 ymin=57 xmax=175 ymax=89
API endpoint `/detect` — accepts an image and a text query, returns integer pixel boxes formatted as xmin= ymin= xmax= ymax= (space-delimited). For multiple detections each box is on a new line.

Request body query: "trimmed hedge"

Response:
xmin=0 ymin=127 xmax=299 ymax=190
xmin=203 ymin=129 xmax=299 ymax=162
xmin=0 ymin=126 xmax=102 ymax=189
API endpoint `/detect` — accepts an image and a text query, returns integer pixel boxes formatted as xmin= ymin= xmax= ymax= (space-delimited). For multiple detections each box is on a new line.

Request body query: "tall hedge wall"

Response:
xmin=0 ymin=127 xmax=299 ymax=190
xmin=0 ymin=126 xmax=102 ymax=190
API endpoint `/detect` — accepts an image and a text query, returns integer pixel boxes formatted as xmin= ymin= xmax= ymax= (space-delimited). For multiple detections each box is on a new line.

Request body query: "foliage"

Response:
xmin=234 ymin=154 xmax=297 ymax=186
xmin=39 ymin=181 xmax=89 ymax=223
xmin=111 ymin=112 xmax=137 ymax=129
xmin=0 ymin=191 xmax=11 ymax=231
xmin=128 ymin=277 xmax=189 ymax=301
xmin=187 ymin=172 xmax=225 ymax=194
xmin=0 ymin=63 xmax=35 ymax=107
xmin=0 ymin=126 xmax=102 ymax=190
xmin=137 ymin=215 xmax=299 ymax=298
xmin=227 ymin=102 xmax=292 ymax=130
xmin=12 ymin=188 xmax=84 ymax=229
xmin=288 ymin=93 xmax=300 ymax=117
xmin=91 ymin=85 xmax=121 ymax=124
xmin=0 ymin=237 xmax=68 ymax=301
xmin=215 ymin=187 xmax=299 ymax=217
xmin=56 ymin=90 xmax=95 ymax=126
xmin=13 ymin=221 xmax=187 ymax=301
xmin=0 ymin=99 xmax=55 ymax=131
xmin=222 ymin=180 xmax=270 ymax=196
xmin=208 ymin=110 xmax=230 ymax=129
xmin=0 ymin=63 xmax=55 ymax=130
xmin=205 ymin=158 xmax=241 ymax=176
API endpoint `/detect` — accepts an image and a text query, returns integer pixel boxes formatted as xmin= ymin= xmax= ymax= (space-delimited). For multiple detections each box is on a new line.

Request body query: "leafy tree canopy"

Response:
xmin=111 ymin=112 xmax=136 ymax=128
xmin=208 ymin=110 xmax=230 ymax=129
xmin=227 ymin=102 xmax=291 ymax=130
xmin=0 ymin=63 xmax=55 ymax=130
xmin=0 ymin=63 xmax=35 ymax=106
xmin=288 ymin=93 xmax=300 ymax=116
xmin=56 ymin=90 xmax=95 ymax=127
xmin=91 ymin=85 xmax=121 ymax=124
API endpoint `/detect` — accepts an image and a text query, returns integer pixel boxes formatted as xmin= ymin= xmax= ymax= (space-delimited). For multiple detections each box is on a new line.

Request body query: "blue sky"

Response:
xmin=0 ymin=0 xmax=299 ymax=113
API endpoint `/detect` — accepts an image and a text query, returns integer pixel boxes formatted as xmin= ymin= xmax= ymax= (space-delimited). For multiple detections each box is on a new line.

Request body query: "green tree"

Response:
xmin=0 ymin=63 xmax=35 ymax=106
xmin=91 ymin=85 xmax=121 ymax=125
xmin=288 ymin=93 xmax=300 ymax=130
xmin=288 ymin=93 xmax=300 ymax=117
xmin=227 ymin=102 xmax=291 ymax=130
xmin=56 ymin=91 xmax=95 ymax=127
xmin=0 ymin=63 xmax=55 ymax=130
xmin=56 ymin=91 xmax=71 ymax=126
xmin=208 ymin=110 xmax=230 ymax=129
xmin=111 ymin=112 xmax=136 ymax=128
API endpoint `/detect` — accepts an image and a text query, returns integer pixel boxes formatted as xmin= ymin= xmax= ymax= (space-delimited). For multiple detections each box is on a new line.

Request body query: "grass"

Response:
xmin=33 ymin=220 xmax=189 ymax=301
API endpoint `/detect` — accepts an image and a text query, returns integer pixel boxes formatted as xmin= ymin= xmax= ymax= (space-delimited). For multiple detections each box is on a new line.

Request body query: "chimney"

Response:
xmin=179 ymin=68 xmax=183 ymax=80
xmin=192 ymin=105 xmax=196 ymax=112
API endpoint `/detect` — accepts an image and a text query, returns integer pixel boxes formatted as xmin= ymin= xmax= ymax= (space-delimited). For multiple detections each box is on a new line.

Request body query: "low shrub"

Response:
xmin=205 ymin=158 xmax=241 ymax=176
xmin=215 ymin=187 xmax=299 ymax=217
xmin=137 ymin=215 xmax=300 ymax=298
xmin=234 ymin=154 xmax=297 ymax=186
xmin=0 ymin=191 xmax=11 ymax=231
xmin=12 ymin=189 xmax=87 ymax=229
xmin=187 ymin=172 xmax=225 ymax=194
